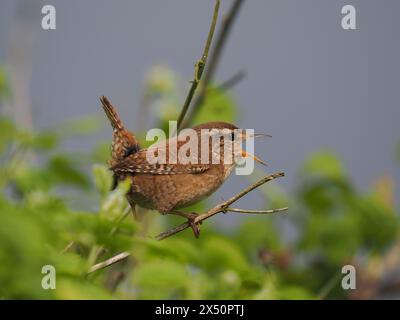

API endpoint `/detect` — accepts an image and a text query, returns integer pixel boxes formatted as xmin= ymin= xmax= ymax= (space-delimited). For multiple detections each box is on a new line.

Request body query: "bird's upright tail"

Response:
xmin=100 ymin=95 xmax=124 ymax=131
xmin=100 ymin=95 xmax=141 ymax=168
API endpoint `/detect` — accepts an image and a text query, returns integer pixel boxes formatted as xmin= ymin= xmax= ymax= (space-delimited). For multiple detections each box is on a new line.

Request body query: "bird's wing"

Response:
xmin=110 ymin=148 xmax=211 ymax=175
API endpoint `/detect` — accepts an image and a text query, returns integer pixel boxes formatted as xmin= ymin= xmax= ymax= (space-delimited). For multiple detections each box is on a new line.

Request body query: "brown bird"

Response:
xmin=101 ymin=96 xmax=267 ymax=237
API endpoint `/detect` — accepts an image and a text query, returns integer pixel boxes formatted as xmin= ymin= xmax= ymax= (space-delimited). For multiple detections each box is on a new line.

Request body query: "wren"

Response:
xmin=101 ymin=96 xmax=266 ymax=237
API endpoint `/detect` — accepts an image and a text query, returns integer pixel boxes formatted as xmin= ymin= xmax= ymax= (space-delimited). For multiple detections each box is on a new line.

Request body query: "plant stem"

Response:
xmin=224 ymin=207 xmax=289 ymax=214
xmin=88 ymin=252 xmax=131 ymax=274
xmin=176 ymin=0 xmax=220 ymax=131
xmin=183 ymin=0 xmax=244 ymax=127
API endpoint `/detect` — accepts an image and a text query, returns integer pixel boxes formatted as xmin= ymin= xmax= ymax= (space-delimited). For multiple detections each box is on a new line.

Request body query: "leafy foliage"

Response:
xmin=0 ymin=67 xmax=399 ymax=300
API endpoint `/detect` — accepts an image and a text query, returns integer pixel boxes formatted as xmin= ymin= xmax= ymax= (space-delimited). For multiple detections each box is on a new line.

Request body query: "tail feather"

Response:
xmin=100 ymin=96 xmax=123 ymax=131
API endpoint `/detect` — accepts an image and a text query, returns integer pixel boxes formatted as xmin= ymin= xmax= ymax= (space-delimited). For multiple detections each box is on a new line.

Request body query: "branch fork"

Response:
xmin=88 ymin=172 xmax=287 ymax=274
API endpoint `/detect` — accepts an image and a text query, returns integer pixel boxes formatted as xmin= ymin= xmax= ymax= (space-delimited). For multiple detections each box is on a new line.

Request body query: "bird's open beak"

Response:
xmin=253 ymin=133 xmax=272 ymax=139
xmin=237 ymin=131 xmax=269 ymax=166
xmin=242 ymin=133 xmax=272 ymax=140
xmin=240 ymin=132 xmax=272 ymax=140
xmin=241 ymin=151 xmax=268 ymax=166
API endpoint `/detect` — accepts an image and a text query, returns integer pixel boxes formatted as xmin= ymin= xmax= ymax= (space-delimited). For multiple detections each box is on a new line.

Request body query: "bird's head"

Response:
xmin=191 ymin=121 xmax=269 ymax=168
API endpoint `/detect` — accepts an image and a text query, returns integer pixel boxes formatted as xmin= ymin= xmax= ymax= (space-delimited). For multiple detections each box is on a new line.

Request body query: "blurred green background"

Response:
xmin=1 ymin=64 xmax=399 ymax=300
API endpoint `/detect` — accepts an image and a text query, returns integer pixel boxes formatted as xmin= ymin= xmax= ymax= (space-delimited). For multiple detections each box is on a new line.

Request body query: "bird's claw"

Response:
xmin=187 ymin=213 xmax=201 ymax=238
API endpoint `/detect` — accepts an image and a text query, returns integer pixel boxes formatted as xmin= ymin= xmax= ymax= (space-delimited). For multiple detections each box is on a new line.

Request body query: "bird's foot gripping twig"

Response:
xmin=169 ymin=211 xmax=202 ymax=238
xmin=156 ymin=172 xmax=287 ymax=241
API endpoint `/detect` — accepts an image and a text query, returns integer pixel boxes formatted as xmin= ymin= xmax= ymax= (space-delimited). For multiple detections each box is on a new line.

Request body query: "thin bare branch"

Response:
xmin=156 ymin=172 xmax=285 ymax=240
xmin=87 ymin=172 xmax=287 ymax=274
xmin=61 ymin=241 xmax=75 ymax=254
xmin=224 ymin=207 xmax=288 ymax=214
xmin=215 ymin=70 xmax=246 ymax=92
xmin=176 ymin=0 xmax=220 ymax=130
xmin=86 ymin=206 xmax=132 ymax=267
xmin=88 ymin=251 xmax=130 ymax=274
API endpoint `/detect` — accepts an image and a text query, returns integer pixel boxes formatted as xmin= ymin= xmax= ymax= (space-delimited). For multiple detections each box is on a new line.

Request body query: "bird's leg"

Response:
xmin=169 ymin=211 xmax=201 ymax=238
xmin=127 ymin=198 xmax=139 ymax=221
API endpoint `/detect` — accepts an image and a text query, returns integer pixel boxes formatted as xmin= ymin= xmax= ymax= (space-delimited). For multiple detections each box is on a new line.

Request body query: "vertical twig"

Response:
xmin=176 ymin=0 xmax=220 ymax=130
xmin=183 ymin=0 xmax=244 ymax=127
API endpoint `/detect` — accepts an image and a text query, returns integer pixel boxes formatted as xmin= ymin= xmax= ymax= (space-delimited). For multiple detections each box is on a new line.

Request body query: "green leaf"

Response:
xmin=53 ymin=115 xmax=102 ymax=138
xmin=235 ymin=220 xmax=282 ymax=254
xmin=32 ymin=132 xmax=59 ymax=151
xmin=192 ymin=86 xmax=238 ymax=125
xmin=56 ymin=279 xmax=113 ymax=300
xmin=92 ymin=164 xmax=113 ymax=197
xmin=300 ymin=214 xmax=361 ymax=264
xmin=276 ymin=286 xmax=315 ymax=300
xmin=132 ymin=259 xmax=190 ymax=299
xmin=135 ymin=237 xmax=203 ymax=266
xmin=145 ymin=65 xmax=178 ymax=96
xmin=354 ymin=196 xmax=398 ymax=250
xmin=0 ymin=205 xmax=53 ymax=299
xmin=100 ymin=179 xmax=130 ymax=217
xmin=202 ymin=236 xmax=249 ymax=273
xmin=91 ymin=142 xmax=111 ymax=164
xmin=0 ymin=117 xmax=16 ymax=154
xmin=0 ymin=66 xmax=11 ymax=99
xmin=302 ymin=151 xmax=345 ymax=180
xmin=48 ymin=154 xmax=90 ymax=189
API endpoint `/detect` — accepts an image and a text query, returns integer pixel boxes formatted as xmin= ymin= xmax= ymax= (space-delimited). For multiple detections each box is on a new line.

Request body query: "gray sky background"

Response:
xmin=0 ymin=0 xmax=399 ymax=214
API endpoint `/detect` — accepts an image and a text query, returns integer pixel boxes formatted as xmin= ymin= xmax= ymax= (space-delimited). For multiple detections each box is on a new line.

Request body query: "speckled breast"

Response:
xmin=127 ymin=164 xmax=226 ymax=213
